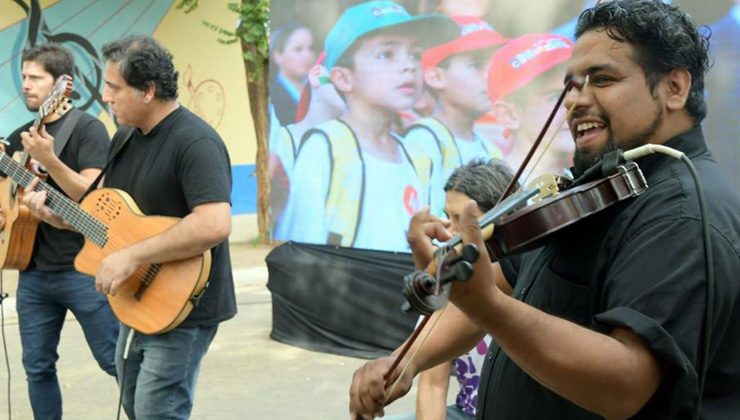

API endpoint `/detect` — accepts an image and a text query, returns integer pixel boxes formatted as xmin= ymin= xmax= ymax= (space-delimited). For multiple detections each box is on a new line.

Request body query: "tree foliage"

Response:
xmin=178 ymin=0 xmax=272 ymax=244
xmin=178 ymin=0 xmax=269 ymax=82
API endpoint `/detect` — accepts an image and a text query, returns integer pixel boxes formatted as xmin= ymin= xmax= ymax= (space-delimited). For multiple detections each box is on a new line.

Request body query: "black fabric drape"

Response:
xmin=266 ymin=242 xmax=418 ymax=359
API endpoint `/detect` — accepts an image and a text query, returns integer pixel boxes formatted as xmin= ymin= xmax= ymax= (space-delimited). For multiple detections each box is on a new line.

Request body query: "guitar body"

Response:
xmin=74 ymin=188 xmax=212 ymax=335
xmin=0 ymin=154 xmax=40 ymax=270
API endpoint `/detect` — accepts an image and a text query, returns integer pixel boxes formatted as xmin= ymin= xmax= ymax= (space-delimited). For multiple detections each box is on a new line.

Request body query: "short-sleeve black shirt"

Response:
xmin=5 ymin=110 xmax=110 ymax=271
xmin=478 ymin=126 xmax=740 ymax=419
xmin=103 ymin=106 xmax=236 ymax=327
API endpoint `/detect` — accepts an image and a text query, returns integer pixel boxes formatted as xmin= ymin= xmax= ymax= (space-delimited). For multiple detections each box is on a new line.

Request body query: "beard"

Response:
xmin=573 ymin=102 xmax=664 ymax=175
xmin=573 ymin=137 xmax=617 ymax=175
xmin=25 ymin=101 xmax=39 ymax=113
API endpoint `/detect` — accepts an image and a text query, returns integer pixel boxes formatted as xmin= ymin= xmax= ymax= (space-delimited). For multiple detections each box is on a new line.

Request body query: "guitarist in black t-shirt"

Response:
xmin=23 ymin=36 xmax=236 ymax=420
xmin=0 ymin=44 xmax=117 ymax=419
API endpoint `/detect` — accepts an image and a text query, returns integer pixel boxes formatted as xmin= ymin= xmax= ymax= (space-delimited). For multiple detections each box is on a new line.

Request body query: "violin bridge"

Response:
xmin=527 ymin=174 xmax=561 ymax=204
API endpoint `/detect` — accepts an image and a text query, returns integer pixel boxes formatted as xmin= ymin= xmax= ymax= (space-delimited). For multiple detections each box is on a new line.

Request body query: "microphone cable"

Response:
xmin=624 ymin=144 xmax=714 ymax=420
xmin=116 ymin=328 xmax=135 ymax=420
xmin=0 ymin=270 xmax=12 ymax=420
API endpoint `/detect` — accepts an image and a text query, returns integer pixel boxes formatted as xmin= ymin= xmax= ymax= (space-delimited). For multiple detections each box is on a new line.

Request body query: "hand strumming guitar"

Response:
xmin=95 ymin=247 xmax=140 ymax=296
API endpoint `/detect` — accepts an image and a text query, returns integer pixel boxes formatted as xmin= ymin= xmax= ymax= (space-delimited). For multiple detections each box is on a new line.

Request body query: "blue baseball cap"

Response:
xmin=323 ymin=1 xmax=458 ymax=71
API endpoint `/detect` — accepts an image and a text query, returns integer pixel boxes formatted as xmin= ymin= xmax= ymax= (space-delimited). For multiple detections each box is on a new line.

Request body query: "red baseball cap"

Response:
xmin=421 ymin=16 xmax=507 ymax=71
xmin=487 ymin=33 xmax=573 ymax=101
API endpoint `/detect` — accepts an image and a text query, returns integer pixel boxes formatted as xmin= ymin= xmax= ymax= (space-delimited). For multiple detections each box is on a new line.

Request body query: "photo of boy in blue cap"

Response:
xmin=403 ymin=15 xmax=507 ymax=217
xmin=278 ymin=0 xmax=457 ymax=252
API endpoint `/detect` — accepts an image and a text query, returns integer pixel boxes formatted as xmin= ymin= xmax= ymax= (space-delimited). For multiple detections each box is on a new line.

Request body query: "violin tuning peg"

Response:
xmin=401 ymin=302 xmax=412 ymax=313
xmin=454 ymin=261 xmax=474 ymax=283
xmin=461 ymin=244 xmax=480 ymax=264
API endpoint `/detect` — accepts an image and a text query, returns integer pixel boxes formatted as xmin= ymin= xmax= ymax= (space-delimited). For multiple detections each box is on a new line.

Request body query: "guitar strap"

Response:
xmin=52 ymin=108 xmax=83 ymax=157
xmin=79 ymin=126 xmax=136 ymax=203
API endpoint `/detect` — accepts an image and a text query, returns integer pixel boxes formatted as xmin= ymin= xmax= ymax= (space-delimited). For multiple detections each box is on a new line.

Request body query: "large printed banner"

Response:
xmin=0 ymin=0 xmax=256 ymax=214
xmin=269 ymin=0 xmax=739 ymax=253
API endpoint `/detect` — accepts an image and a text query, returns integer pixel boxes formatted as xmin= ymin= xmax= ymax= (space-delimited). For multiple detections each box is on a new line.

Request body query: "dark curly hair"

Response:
xmin=22 ymin=43 xmax=74 ymax=80
xmin=575 ymin=0 xmax=711 ymax=124
xmin=102 ymin=35 xmax=178 ymax=101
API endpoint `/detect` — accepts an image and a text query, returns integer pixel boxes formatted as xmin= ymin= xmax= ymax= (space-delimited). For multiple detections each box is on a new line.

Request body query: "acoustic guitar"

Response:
xmin=0 ymin=150 xmax=212 ymax=334
xmin=0 ymin=75 xmax=72 ymax=270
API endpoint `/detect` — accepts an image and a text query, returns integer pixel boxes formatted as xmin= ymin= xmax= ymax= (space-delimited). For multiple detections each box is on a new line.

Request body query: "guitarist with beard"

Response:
xmin=1 ymin=44 xmax=116 ymax=419
xmin=24 ymin=36 xmax=236 ymax=420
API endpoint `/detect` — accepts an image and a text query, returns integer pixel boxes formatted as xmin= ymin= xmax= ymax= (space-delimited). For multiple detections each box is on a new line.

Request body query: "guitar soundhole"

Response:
xmin=94 ymin=192 xmax=122 ymax=222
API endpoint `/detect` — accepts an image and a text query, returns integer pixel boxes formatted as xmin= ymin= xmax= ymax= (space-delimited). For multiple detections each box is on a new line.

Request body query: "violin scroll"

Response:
xmin=401 ymin=244 xmax=480 ymax=315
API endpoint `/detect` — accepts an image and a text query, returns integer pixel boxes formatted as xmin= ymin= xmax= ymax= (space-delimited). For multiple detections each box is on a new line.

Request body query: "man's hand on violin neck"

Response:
xmin=407 ymin=207 xmax=451 ymax=269
xmin=449 ymin=200 xmax=504 ymax=318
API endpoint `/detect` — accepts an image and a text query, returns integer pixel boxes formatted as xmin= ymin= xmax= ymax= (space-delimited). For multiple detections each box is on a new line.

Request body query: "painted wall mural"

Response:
xmin=0 ymin=0 xmax=256 ymax=214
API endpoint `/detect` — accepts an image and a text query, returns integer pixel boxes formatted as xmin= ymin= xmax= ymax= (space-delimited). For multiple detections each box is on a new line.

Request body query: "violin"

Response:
xmin=383 ymin=75 xmax=651 ymax=390
xmin=402 ymin=159 xmax=648 ymax=313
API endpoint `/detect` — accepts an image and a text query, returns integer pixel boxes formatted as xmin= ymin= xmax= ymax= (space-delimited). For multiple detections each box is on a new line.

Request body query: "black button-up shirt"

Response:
xmin=478 ymin=126 xmax=740 ymax=419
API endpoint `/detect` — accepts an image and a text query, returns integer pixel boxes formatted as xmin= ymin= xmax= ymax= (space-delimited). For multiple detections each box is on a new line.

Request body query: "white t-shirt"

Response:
xmin=353 ymin=151 xmax=423 ymax=252
xmin=405 ymin=125 xmax=497 ymax=217
xmin=276 ymin=125 xmax=425 ymax=252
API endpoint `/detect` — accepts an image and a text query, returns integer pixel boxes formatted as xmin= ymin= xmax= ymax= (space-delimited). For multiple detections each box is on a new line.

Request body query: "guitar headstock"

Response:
xmin=37 ymin=74 xmax=73 ymax=124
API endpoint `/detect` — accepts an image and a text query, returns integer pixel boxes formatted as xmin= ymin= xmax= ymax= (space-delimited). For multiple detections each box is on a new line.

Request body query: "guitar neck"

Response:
xmin=32 ymin=114 xmax=43 ymax=130
xmin=17 ymin=151 xmax=31 ymax=169
xmin=0 ymin=152 xmax=106 ymax=246
xmin=19 ymin=115 xmax=46 ymax=168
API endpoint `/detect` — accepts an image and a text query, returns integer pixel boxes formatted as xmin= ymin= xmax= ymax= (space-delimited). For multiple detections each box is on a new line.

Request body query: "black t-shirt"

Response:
xmin=5 ymin=110 xmax=110 ymax=271
xmin=479 ymin=126 xmax=740 ymax=419
xmin=103 ymin=106 xmax=236 ymax=327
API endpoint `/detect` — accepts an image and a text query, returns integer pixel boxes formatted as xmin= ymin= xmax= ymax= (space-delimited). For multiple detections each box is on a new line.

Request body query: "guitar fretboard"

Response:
xmin=0 ymin=152 xmax=107 ymax=247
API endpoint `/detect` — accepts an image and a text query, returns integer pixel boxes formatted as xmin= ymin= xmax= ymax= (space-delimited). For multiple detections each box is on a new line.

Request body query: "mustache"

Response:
xmin=569 ymin=109 xmax=606 ymax=121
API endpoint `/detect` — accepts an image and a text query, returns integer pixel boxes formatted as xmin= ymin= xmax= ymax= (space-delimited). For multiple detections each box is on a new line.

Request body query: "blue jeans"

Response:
xmin=116 ymin=323 xmax=218 ymax=419
xmin=16 ymin=269 xmax=119 ymax=420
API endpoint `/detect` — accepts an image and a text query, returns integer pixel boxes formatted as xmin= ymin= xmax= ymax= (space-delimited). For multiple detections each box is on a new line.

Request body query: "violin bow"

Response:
xmin=498 ymin=75 xmax=585 ymax=203
xmin=380 ymin=76 xmax=588 ymax=404
xmin=521 ymin=76 xmax=591 ymax=187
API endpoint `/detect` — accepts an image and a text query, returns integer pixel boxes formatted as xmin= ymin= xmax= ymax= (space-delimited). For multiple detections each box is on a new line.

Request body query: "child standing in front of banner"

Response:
xmin=270 ymin=52 xmax=345 ymax=237
xmin=278 ymin=1 xmax=456 ymax=252
xmin=403 ymin=16 xmax=507 ymax=216
xmin=487 ymin=33 xmax=575 ymax=179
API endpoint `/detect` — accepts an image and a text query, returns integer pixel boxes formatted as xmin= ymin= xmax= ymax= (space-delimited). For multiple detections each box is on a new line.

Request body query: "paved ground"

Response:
xmin=0 ymin=242 xmax=442 ymax=420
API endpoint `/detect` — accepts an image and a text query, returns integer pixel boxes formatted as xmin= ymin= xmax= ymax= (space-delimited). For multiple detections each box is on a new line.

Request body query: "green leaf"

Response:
xmin=179 ymin=0 xmax=270 ymax=78
xmin=176 ymin=0 xmax=198 ymax=13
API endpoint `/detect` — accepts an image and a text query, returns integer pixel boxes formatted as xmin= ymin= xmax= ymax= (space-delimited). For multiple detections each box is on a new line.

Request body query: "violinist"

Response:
xmin=349 ymin=1 xmax=740 ymax=419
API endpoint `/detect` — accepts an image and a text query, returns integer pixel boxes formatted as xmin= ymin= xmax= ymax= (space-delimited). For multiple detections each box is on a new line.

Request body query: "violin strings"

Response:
xmin=522 ymin=75 xmax=590 ymax=186
xmin=384 ymin=302 xmax=450 ymax=404
xmin=522 ymin=115 xmax=569 ymax=185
